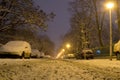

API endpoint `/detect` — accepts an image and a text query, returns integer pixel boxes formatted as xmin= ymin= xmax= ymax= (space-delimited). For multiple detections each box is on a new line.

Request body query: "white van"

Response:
xmin=0 ymin=41 xmax=31 ymax=58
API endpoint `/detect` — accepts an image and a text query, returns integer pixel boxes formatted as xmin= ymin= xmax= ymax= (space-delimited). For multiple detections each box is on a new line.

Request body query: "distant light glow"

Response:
xmin=66 ymin=44 xmax=71 ymax=49
xmin=106 ymin=2 xmax=114 ymax=9
xmin=56 ymin=49 xmax=65 ymax=59
xmin=62 ymin=49 xmax=65 ymax=52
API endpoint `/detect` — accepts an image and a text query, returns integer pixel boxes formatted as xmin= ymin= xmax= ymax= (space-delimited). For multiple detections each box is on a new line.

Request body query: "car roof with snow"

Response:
xmin=5 ymin=41 xmax=30 ymax=46
xmin=0 ymin=41 xmax=31 ymax=52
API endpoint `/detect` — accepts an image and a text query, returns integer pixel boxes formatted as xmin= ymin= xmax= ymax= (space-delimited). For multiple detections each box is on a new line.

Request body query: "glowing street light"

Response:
xmin=106 ymin=2 xmax=114 ymax=9
xmin=106 ymin=2 xmax=114 ymax=60
xmin=66 ymin=44 xmax=71 ymax=49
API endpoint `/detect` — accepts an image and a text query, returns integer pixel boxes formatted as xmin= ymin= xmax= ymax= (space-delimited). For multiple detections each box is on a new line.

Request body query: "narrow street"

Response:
xmin=0 ymin=59 xmax=120 ymax=80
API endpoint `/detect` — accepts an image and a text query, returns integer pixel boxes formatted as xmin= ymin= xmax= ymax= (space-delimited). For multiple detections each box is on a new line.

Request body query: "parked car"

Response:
xmin=81 ymin=48 xmax=94 ymax=59
xmin=0 ymin=43 xmax=3 ymax=47
xmin=114 ymin=40 xmax=120 ymax=60
xmin=31 ymin=49 xmax=44 ymax=58
xmin=44 ymin=55 xmax=51 ymax=59
xmin=114 ymin=40 xmax=120 ymax=54
xmin=0 ymin=41 xmax=31 ymax=58
xmin=64 ymin=54 xmax=75 ymax=59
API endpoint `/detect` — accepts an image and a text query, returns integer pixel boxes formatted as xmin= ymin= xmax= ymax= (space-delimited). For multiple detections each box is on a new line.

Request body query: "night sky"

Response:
xmin=34 ymin=0 xmax=71 ymax=50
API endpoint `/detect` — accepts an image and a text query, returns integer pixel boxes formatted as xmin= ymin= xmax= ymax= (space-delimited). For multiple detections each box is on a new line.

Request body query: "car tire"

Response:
xmin=21 ymin=52 xmax=25 ymax=59
xmin=86 ymin=57 xmax=89 ymax=60
xmin=91 ymin=56 xmax=94 ymax=59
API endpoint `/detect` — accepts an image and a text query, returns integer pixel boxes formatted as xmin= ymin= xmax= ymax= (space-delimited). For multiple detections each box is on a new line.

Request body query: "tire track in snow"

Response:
xmin=0 ymin=59 xmax=120 ymax=80
xmin=63 ymin=59 xmax=120 ymax=80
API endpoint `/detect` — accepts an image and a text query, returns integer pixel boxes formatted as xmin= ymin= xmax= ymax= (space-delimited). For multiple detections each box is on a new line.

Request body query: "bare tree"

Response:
xmin=92 ymin=0 xmax=105 ymax=46
xmin=68 ymin=0 xmax=110 ymax=47
xmin=0 ymin=0 xmax=55 ymax=46
xmin=0 ymin=0 xmax=55 ymax=31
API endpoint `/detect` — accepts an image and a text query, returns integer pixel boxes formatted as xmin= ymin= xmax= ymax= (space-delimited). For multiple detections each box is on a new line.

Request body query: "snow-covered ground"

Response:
xmin=0 ymin=59 xmax=120 ymax=80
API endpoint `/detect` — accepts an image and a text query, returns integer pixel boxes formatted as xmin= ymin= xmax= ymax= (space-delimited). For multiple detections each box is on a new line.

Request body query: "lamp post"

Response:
xmin=106 ymin=2 xmax=114 ymax=60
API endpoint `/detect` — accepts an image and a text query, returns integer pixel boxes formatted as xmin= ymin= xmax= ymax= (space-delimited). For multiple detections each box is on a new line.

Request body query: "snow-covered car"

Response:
xmin=31 ymin=49 xmax=44 ymax=58
xmin=114 ymin=40 xmax=120 ymax=60
xmin=64 ymin=54 xmax=75 ymax=59
xmin=114 ymin=40 xmax=120 ymax=54
xmin=0 ymin=41 xmax=31 ymax=58
xmin=81 ymin=48 xmax=94 ymax=59
xmin=44 ymin=55 xmax=51 ymax=59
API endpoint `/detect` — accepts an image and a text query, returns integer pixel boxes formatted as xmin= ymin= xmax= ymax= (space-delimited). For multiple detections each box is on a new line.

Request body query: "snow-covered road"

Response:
xmin=0 ymin=59 xmax=120 ymax=80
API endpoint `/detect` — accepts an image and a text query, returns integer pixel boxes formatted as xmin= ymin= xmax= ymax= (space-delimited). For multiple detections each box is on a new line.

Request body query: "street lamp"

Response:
xmin=106 ymin=2 xmax=114 ymax=60
xmin=66 ymin=43 xmax=71 ymax=49
xmin=65 ymin=43 xmax=71 ymax=57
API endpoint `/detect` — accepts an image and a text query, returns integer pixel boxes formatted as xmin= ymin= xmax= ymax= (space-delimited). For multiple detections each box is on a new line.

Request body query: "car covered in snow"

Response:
xmin=0 ymin=41 xmax=31 ymax=58
xmin=81 ymin=48 xmax=94 ymax=59
xmin=31 ymin=49 xmax=44 ymax=58
xmin=114 ymin=40 xmax=120 ymax=54
xmin=64 ymin=54 xmax=75 ymax=59
xmin=114 ymin=40 xmax=120 ymax=60
xmin=44 ymin=55 xmax=51 ymax=59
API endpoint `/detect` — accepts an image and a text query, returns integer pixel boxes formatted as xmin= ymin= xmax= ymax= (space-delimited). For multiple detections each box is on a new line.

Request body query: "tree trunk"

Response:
xmin=92 ymin=0 xmax=104 ymax=47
